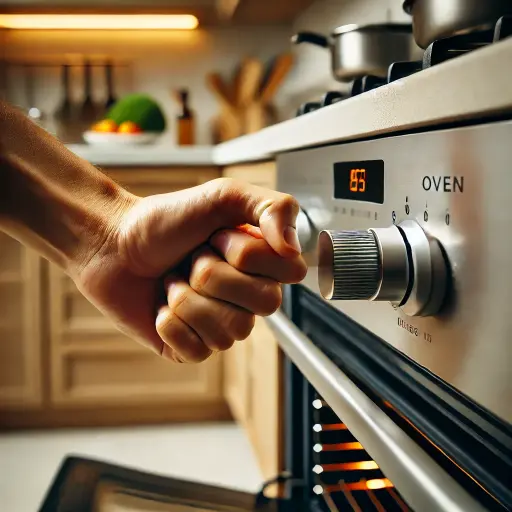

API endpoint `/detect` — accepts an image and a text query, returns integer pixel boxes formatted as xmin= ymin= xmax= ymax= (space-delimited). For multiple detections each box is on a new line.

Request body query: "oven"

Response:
xmin=39 ymin=119 xmax=512 ymax=512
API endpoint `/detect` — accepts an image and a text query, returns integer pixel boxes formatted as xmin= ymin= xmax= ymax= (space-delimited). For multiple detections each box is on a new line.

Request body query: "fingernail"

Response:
xmin=284 ymin=226 xmax=301 ymax=254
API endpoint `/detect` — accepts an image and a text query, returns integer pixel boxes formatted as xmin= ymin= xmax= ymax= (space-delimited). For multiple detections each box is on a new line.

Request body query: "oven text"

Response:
xmin=422 ymin=175 xmax=464 ymax=193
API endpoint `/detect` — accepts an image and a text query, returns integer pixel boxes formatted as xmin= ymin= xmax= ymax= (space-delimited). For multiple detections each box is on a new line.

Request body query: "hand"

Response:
xmin=75 ymin=178 xmax=307 ymax=363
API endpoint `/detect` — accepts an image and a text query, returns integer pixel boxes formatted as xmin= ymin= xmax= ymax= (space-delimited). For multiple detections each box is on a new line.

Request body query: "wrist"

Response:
xmin=68 ymin=178 xmax=139 ymax=277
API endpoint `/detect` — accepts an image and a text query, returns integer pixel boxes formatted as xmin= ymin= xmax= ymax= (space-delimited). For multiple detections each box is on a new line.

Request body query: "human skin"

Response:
xmin=0 ymin=100 xmax=307 ymax=363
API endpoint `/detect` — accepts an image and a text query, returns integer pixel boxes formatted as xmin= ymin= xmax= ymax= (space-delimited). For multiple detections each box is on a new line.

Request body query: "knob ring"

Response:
xmin=398 ymin=220 xmax=447 ymax=316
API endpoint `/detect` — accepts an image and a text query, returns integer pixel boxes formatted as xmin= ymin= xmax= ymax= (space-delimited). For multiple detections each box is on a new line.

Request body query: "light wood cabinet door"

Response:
xmin=221 ymin=161 xmax=282 ymax=483
xmin=48 ymin=269 xmax=222 ymax=407
xmin=0 ymin=233 xmax=42 ymax=409
xmin=222 ymin=162 xmax=276 ymax=190
xmin=245 ymin=317 xmax=282 ymax=483
xmin=48 ymin=167 xmax=224 ymax=409
xmin=223 ymin=336 xmax=251 ymax=426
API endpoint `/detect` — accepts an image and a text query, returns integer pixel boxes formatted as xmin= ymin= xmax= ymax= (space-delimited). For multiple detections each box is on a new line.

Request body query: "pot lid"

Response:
xmin=332 ymin=23 xmax=412 ymax=35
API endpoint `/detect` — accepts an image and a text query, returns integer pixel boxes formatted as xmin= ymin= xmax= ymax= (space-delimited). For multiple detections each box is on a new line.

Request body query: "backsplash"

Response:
xmin=3 ymin=26 xmax=291 ymax=145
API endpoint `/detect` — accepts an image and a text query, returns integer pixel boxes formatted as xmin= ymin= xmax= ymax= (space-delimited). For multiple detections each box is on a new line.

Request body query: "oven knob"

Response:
xmin=317 ymin=221 xmax=447 ymax=316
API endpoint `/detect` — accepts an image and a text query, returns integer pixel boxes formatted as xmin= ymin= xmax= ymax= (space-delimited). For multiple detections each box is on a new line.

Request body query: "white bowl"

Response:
xmin=83 ymin=131 xmax=161 ymax=146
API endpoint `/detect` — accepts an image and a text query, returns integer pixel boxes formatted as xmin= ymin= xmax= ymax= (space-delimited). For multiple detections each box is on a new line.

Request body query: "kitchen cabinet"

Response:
xmin=0 ymin=166 xmax=232 ymax=429
xmin=0 ymin=234 xmax=42 ymax=409
xmin=222 ymin=161 xmax=283 ymax=488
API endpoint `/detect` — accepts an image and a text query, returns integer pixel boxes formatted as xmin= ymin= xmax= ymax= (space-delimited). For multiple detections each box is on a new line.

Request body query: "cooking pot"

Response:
xmin=291 ymin=23 xmax=413 ymax=82
xmin=403 ymin=0 xmax=512 ymax=49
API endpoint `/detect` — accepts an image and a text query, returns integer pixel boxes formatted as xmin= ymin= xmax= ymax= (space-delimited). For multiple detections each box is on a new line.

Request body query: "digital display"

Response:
xmin=334 ymin=160 xmax=384 ymax=204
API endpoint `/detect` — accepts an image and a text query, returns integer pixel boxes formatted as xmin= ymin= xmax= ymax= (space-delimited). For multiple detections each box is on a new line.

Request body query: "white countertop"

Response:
xmin=69 ymin=38 xmax=512 ymax=169
xmin=68 ymin=144 xmax=216 ymax=167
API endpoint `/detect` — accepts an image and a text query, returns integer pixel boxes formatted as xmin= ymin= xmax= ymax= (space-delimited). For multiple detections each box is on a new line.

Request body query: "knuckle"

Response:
xmin=232 ymin=243 xmax=256 ymax=272
xmin=209 ymin=334 xmax=235 ymax=352
xmin=258 ymin=282 xmax=282 ymax=316
xmin=169 ymin=287 xmax=189 ymax=313
xmin=184 ymin=348 xmax=212 ymax=364
xmin=280 ymin=193 xmax=300 ymax=213
xmin=234 ymin=313 xmax=255 ymax=341
xmin=190 ymin=260 xmax=215 ymax=294
xmin=291 ymin=258 xmax=308 ymax=283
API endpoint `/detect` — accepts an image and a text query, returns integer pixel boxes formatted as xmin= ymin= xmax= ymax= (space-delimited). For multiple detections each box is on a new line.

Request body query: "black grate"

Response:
xmin=310 ymin=396 xmax=411 ymax=512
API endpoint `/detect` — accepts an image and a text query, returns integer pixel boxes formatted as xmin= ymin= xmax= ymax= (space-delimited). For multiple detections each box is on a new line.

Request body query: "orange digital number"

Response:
xmin=349 ymin=168 xmax=366 ymax=193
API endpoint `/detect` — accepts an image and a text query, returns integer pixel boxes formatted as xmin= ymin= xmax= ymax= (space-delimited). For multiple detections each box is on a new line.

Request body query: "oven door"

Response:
xmin=269 ymin=286 xmax=512 ymax=512
xmin=39 ymin=457 xmax=283 ymax=512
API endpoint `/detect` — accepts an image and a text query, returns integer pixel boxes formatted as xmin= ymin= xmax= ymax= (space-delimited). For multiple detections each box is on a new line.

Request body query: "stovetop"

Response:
xmin=297 ymin=15 xmax=512 ymax=117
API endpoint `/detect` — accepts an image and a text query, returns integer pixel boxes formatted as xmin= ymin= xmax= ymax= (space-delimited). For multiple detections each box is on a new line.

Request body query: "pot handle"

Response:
xmin=291 ymin=31 xmax=330 ymax=48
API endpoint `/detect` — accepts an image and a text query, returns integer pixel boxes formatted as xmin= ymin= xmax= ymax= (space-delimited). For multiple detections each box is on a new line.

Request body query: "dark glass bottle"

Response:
xmin=177 ymin=89 xmax=195 ymax=145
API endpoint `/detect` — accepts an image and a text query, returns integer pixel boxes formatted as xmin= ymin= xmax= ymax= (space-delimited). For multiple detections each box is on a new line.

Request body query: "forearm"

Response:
xmin=0 ymin=100 xmax=135 ymax=274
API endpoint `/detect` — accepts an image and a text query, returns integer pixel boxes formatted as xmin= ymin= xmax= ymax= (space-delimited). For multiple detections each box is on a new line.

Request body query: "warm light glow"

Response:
xmin=324 ymin=478 xmax=394 ymax=493
xmin=366 ymin=478 xmax=393 ymax=490
xmin=317 ymin=461 xmax=379 ymax=472
xmin=0 ymin=14 xmax=199 ymax=30
xmin=317 ymin=442 xmax=363 ymax=452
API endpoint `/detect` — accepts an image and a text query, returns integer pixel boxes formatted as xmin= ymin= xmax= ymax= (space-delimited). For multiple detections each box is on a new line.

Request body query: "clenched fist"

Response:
xmin=76 ymin=178 xmax=307 ymax=363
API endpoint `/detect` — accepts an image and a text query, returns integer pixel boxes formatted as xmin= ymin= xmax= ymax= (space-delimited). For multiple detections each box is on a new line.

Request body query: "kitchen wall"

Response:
xmin=274 ymin=0 xmax=416 ymax=113
xmin=3 ymin=26 xmax=291 ymax=144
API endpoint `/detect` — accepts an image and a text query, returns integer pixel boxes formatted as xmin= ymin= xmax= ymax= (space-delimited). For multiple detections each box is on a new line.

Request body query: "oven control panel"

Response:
xmin=277 ymin=120 xmax=512 ymax=425
xmin=318 ymin=221 xmax=447 ymax=316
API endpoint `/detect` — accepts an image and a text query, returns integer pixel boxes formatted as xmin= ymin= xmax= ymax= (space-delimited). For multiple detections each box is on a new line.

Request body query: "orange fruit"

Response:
xmin=118 ymin=121 xmax=143 ymax=134
xmin=92 ymin=119 xmax=118 ymax=132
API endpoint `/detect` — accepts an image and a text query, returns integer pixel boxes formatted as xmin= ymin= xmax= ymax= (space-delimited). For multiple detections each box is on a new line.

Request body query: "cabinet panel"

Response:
xmin=222 ymin=162 xmax=276 ymax=189
xmin=54 ymin=351 xmax=221 ymax=406
xmin=223 ymin=338 xmax=251 ymax=426
xmin=0 ymin=235 xmax=42 ymax=409
xmin=247 ymin=317 xmax=282 ymax=482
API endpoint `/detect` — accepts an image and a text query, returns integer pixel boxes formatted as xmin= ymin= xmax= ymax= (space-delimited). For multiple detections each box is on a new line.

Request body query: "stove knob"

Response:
xmin=317 ymin=221 xmax=447 ymax=316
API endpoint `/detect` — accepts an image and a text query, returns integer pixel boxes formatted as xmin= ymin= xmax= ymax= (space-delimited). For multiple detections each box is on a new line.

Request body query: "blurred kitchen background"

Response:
xmin=0 ymin=1 xmax=409 ymax=510
xmin=0 ymin=0 xmax=410 ymax=144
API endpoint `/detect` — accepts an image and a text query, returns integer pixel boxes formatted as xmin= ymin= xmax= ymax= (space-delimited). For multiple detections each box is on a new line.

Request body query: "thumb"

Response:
xmin=207 ymin=178 xmax=301 ymax=258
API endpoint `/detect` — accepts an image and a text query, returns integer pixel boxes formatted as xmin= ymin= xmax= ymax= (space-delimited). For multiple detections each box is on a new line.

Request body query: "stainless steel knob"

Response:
xmin=318 ymin=230 xmax=381 ymax=300
xmin=318 ymin=221 xmax=447 ymax=316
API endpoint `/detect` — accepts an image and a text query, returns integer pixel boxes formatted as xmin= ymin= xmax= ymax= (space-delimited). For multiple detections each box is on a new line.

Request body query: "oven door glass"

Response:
xmin=39 ymin=457 xmax=281 ymax=512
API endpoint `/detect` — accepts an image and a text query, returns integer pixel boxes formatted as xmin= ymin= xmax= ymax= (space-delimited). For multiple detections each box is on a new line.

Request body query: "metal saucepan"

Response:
xmin=291 ymin=23 xmax=413 ymax=82
xmin=403 ymin=0 xmax=512 ymax=49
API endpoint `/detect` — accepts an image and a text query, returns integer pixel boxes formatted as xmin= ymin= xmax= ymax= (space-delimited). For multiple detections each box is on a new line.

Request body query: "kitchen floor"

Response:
xmin=0 ymin=423 xmax=264 ymax=511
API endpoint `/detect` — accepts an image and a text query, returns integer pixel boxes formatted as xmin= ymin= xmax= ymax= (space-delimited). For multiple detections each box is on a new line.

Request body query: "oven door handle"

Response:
xmin=266 ymin=310 xmax=486 ymax=512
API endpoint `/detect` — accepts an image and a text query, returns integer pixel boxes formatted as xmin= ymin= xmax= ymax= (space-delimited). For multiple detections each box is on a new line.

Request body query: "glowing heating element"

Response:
xmin=0 ymin=14 xmax=199 ymax=30
xmin=313 ymin=423 xmax=348 ymax=432
xmin=315 ymin=478 xmax=394 ymax=494
xmin=313 ymin=461 xmax=379 ymax=473
xmin=313 ymin=442 xmax=363 ymax=452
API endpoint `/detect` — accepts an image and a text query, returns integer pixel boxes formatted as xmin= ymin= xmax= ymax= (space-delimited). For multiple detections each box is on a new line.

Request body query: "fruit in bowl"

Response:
xmin=91 ymin=119 xmax=118 ymax=133
xmin=86 ymin=94 xmax=166 ymax=144
xmin=118 ymin=121 xmax=143 ymax=134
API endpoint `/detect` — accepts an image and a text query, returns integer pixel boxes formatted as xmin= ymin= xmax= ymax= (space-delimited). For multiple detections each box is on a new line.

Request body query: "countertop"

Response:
xmin=69 ymin=38 xmax=512 ymax=169
xmin=68 ymin=144 xmax=216 ymax=167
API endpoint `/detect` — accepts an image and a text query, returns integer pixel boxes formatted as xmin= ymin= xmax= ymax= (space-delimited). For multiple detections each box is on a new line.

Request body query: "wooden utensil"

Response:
xmin=206 ymin=72 xmax=242 ymax=141
xmin=260 ymin=53 xmax=294 ymax=104
xmin=237 ymin=57 xmax=264 ymax=107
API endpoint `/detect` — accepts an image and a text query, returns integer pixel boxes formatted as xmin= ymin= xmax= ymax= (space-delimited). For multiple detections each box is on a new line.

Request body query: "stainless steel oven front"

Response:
xmin=278 ymin=119 xmax=512 ymax=426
